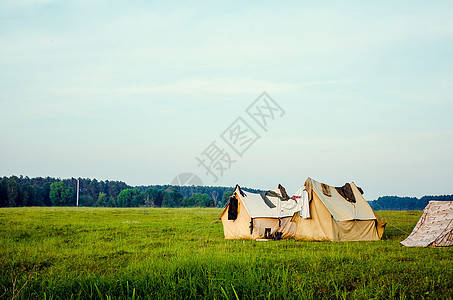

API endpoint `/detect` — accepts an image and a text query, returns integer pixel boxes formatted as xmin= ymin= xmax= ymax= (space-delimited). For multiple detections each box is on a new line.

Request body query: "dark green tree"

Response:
xmin=181 ymin=194 xmax=197 ymax=207
xmin=49 ymin=182 xmax=74 ymax=206
xmin=131 ymin=192 xmax=145 ymax=207
xmin=182 ymin=193 xmax=215 ymax=207
xmin=79 ymin=195 xmax=95 ymax=207
xmin=7 ymin=176 xmax=20 ymax=207
xmin=94 ymin=192 xmax=107 ymax=207
xmin=33 ymin=186 xmax=47 ymax=206
xmin=117 ymin=189 xmax=140 ymax=207
xmin=0 ymin=177 xmax=7 ymax=207
xmin=42 ymin=183 xmax=52 ymax=206
xmin=198 ymin=193 xmax=215 ymax=207
xmin=221 ymin=191 xmax=234 ymax=207
xmin=88 ymin=179 xmax=100 ymax=201
xmin=143 ymin=188 xmax=164 ymax=207
xmin=21 ymin=182 xmax=34 ymax=206
xmin=107 ymin=196 xmax=116 ymax=207
xmin=162 ymin=187 xmax=183 ymax=207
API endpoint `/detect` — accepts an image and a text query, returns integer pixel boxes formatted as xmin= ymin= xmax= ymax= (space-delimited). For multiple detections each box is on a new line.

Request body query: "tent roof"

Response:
xmin=228 ymin=185 xmax=300 ymax=219
xmin=306 ymin=177 xmax=377 ymax=221
xmin=401 ymin=201 xmax=453 ymax=247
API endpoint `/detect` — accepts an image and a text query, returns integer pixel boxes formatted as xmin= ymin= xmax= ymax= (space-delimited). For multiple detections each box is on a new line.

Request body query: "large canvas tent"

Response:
xmin=220 ymin=185 xmax=300 ymax=239
xmin=291 ymin=178 xmax=386 ymax=242
xmin=401 ymin=201 xmax=453 ymax=247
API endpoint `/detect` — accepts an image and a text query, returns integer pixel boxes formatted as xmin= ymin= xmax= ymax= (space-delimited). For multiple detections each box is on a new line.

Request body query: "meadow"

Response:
xmin=0 ymin=207 xmax=452 ymax=299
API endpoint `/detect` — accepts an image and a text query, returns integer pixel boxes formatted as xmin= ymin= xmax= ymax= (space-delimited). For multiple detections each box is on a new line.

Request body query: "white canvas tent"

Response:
xmin=401 ymin=201 xmax=453 ymax=247
xmin=291 ymin=178 xmax=386 ymax=242
xmin=219 ymin=184 xmax=301 ymax=239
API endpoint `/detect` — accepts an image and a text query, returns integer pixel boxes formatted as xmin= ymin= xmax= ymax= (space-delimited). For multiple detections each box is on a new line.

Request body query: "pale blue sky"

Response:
xmin=1 ymin=0 xmax=452 ymax=199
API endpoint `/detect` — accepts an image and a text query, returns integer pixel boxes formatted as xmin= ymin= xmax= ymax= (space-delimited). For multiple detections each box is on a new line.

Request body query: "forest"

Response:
xmin=0 ymin=176 xmax=263 ymax=208
xmin=0 ymin=175 xmax=452 ymax=210
xmin=368 ymin=194 xmax=453 ymax=210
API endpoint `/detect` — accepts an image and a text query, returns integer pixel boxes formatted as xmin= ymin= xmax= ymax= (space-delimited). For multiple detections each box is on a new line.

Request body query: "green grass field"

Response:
xmin=1 ymin=207 xmax=452 ymax=299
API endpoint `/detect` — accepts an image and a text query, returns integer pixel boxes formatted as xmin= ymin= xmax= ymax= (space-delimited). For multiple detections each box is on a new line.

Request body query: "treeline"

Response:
xmin=368 ymin=195 xmax=453 ymax=210
xmin=2 ymin=176 xmax=452 ymax=210
xmin=0 ymin=176 xmax=263 ymax=208
xmin=0 ymin=176 xmax=129 ymax=207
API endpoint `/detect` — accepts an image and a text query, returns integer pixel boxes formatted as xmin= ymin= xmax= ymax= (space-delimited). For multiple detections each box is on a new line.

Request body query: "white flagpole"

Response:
xmin=277 ymin=191 xmax=281 ymax=227
xmin=76 ymin=178 xmax=79 ymax=209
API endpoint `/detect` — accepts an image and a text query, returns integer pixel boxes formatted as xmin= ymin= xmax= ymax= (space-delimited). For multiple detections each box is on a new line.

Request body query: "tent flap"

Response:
xmin=309 ymin=178 xmax=377 ymax=221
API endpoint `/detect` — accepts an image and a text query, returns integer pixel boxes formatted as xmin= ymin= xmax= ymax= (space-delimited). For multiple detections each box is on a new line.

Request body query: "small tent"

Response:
xmin=220 ymin=184 xmax=300 ymax=239
xmin=401 ymin=201 xmax=453 ymax=247
xmin=291 ymin=178 xmax=386 ymax=242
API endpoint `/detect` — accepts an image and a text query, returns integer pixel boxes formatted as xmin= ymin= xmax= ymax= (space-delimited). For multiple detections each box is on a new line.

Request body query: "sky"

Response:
xmin=1 ymin=0 xmax=452 ymax=200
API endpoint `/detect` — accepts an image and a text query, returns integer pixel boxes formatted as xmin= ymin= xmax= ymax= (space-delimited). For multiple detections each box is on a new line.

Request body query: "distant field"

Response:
xmin=0 ymin=208 xmax=452 ymax=299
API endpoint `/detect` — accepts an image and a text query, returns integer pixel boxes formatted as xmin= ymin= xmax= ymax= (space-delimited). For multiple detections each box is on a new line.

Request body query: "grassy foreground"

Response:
xmin=0 ymin=208 xmax=452 ymax=299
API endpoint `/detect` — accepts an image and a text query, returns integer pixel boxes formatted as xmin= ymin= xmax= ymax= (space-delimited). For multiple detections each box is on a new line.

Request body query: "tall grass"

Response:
xmin=0 ymin=207 xmax=451 ymax=299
